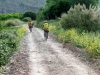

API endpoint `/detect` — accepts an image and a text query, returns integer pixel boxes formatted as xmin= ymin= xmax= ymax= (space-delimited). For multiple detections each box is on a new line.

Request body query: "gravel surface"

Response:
xmin=0 ymin=25 xmax=100 ymax=75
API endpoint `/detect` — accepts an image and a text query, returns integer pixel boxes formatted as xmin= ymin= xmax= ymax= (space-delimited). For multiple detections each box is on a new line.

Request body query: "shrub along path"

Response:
xmin=0 ymin=25 xmax=99 ymax=75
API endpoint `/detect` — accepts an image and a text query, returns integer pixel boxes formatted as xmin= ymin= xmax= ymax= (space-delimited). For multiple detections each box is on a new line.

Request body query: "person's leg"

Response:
xmin=44 ymin=30 xmax=47 ymax=40
xmin=30 ymin=28 xmax=32 ymax=32
xmin=44 ymin=31 xmax=47 ymax=37
xmin=46 ymin=32 xmax=48 ymax=39
xmin=44 ymin=30 xmax=49 ymax=40
xmin=46 ymin=30 xmax=49 ymax=39
xmin=29 ymin=27 xmax=32 ymax=32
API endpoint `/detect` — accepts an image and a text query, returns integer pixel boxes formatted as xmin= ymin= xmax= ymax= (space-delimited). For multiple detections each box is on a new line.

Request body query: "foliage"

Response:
xmin=4 ymin=19 xmax=24 ymax=27
xmin=69 ymin=0 xmax=99 ymax=8
xmin=43 ymin=0 xmax=70 ymax=19
xmin=5 ymin=20 xmax=16 ymax=26
xmin=36 ymin=0 xmax=70 ymax=23
xmin=16 ymin=26 xmax=27 ymax=38
xmin=49 ymin=21 xmax=100 ymax=57
xmin=0 ymin=21 xmax=2 ymax=29
xmin=22 ymin=17 xmax=32 ymax=22
xmin=0 ymin=67 xmax=2 ymax=72
xmin=23 ymin=11 xmax=36 ymax=20
xmin=49 ymin=20 xmax=64 ymax=35
xmin=60 ymin=4 xmax=100 ymax=32
xmin=45 ymin=0 xmax=58 ymax=7
xmin=0 ymin=19 xmax=26 ymax=67
xmin=46 ymin=0 xmax=99 ymax=8
xmin=58 ymin=28 xmax=100 ymax=57
xmin=0 ymin=13 xmax=23 ymax=20
xmin=0 ymin=20 xmax=27 ymax=67
xmin=38 ymin=0 xmax=98 ymax=21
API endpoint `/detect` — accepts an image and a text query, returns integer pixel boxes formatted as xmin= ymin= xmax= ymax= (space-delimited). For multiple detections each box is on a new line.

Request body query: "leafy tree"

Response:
xmin=36 ymin=8 xmax=45 ymax=23
xmin=43 ymin=0 xmax=70 ymax=19
xmin=69 ymin=0 xmax=99 ymax=8
xmin=45 ymin=0 xmax=99 ymax=10
xmin=23 ymin=11 xmax=36 ymax=20
xmin=45 ymin=0 xmax=59 ymax=7
xmin=37 ymin=0 xmax=98 ymax=21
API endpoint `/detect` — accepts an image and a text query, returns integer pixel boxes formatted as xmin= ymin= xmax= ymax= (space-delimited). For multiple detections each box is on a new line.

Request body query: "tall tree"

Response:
xmin=45 ymin=0 xmax=59 ymax=7
xmin=43 ymin=0 xmax=70 ymax=19
xmin=37 ymin=0 xmax=99 ymax=21
xmin=46 ymin=0 xmax=99 ymax=8
xmin=69 ymin=0 xmax=99 ymax=8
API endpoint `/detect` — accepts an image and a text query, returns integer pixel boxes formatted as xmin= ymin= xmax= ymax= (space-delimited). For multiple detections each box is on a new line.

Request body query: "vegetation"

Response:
xmin=22 ymin=17 xmax=32 ymax=22
xmin=51 ymin=4 xmax=100 ymax=58
xmin=69 ymin=0 xmax=99 ymax=8
xmin=60 ymin=4 xmax=100 ymax=32
xmin=43 ymin=0 xmax=70 ymax=19
xmin=46 ymin=0 xmax=99 ymax=8
xmin=37 ymin=0 xmax=70 ymax=21
xmin=0 ymin=11 xmax=36 ymax=22
xmin=58 ymin=29 xmax=100 ymax=57
xmin=23 ymin=11 xmax=36 ymax=20
xmin=0 ymin=26 xmax=26 ymax=66
xmin=0 ymin=16 xmax=26 ymax=70
xmin=37 ymin=0 xmax=99 ymax=22
xmin=0 ymin=13 xmax=23 ymax=20
xmin=5 ymin=19 xmax=24 ymax=27
xmin=49 ymin=21 xmax=100 ymax=58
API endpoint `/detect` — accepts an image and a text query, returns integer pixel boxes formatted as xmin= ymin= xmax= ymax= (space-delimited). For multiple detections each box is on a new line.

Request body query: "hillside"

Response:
xmin=0 ymin=0 xmax=46 ymax=14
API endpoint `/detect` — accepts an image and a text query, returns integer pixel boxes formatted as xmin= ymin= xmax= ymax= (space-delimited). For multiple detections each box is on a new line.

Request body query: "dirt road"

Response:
xmin=27 ymin=27 xmax=99 ymax=75
xmin=1 ymin=26 xmax=99 ymax=75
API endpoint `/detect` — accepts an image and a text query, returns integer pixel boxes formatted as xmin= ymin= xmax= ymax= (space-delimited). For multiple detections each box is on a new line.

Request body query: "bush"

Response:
xmin=23 ymin=11 xmax=36 ymax=20
xmin=0 ymin=29 xmax=18 ymax=66
xmin=60 ymin=4 xmax=100 ymax=32
xmin=16 ymin=26 xmax=27 ymax=38
xmin=5 ymin=20 xmax=16 ymax=26
xmin=0 ymin=26 xmax=26 ymax=67
xmin=5 ymin=19 xmax=24 ymax=27
xmin=0 ymin=13 xmax=24 ymax=20
xmin=49 ymin=20 xmax=100 ymax=57
xmin=22 ymin=17 xmax=31 ymax=22
xmin=58 ymin=29 xmax=100 ymax=57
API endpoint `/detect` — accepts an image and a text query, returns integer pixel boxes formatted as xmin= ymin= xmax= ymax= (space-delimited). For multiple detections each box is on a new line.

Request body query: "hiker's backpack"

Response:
xmin=28 ymin=22 xmax=33 ymax=26
xmin=43 ymin=23 xmax=49 ymax=30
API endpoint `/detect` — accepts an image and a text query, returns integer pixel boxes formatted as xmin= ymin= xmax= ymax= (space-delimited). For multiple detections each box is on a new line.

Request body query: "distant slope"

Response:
xmin=98 ymin=0 xmax=100 ymax=8
xmin=0 ymin=0 xmax=46 ymax=14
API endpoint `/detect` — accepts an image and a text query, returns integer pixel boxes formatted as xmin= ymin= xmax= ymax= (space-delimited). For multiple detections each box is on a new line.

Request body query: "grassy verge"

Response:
xmin=49 ymin=20 xmax=100 ymax=58
xmin=0 ymin=19 xmax=27 ymax=72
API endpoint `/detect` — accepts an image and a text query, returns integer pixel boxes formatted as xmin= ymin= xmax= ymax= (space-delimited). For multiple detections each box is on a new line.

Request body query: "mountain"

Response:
xmin=0 ymin=0 xmax=46 ymax=14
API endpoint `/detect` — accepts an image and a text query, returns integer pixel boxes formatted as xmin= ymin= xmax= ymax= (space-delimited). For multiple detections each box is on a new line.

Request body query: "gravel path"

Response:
xmin=0 ymin=25 xmax=99 ymax=75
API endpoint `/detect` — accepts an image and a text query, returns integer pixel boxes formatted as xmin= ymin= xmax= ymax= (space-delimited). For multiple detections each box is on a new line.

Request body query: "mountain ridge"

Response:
xmin=0 ymin=0 xmax=46 ymax=14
